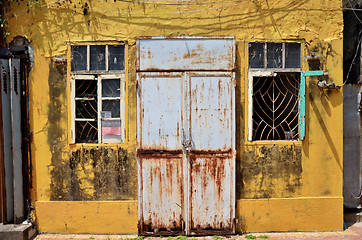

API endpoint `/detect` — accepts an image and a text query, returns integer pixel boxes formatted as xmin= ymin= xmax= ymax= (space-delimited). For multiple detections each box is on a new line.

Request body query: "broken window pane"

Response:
xmin=285 ymin=43 xmax=301 ymax=68
xmin=90 ymin=45 xmax=106 ymax=71
xmin=102 ymin=79 xmax=120 ymax=97
xmin=249 ymin=43 xmax=265 ymax=68
xmin=102 ymin=100 xmax=120 ymax=118
xmin=108 ymin=45 xmax=125 ymax=71
xmin=75 ymin=121 xmax=98 ymax=143
xmin=267 ymin=43 xmax=282 ymax=68
xmin=71 ymin=46 xmax=87 ymax=71
xmin=252 ymin=73 xmax=300 ymax=140
xmin=75 ymin=80 xmax=97 ymax=98
xmin=76 ymin=99 xmax=98 ymax=119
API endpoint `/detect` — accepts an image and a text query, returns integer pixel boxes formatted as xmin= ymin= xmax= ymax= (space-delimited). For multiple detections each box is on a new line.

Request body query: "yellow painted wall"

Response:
xmin=36 ymin=201 xmax=137 ymax=234
xmin=4 ymin=0 xmax=344 ymax=234
xmin=236 ymin=197 xmax=343 ymax=233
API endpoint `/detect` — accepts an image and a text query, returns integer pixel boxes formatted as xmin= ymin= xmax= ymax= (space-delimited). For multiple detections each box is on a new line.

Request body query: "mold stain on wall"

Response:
xmin=51 ymin=145 xmax=137 ymax=201
xmin=47 ymin=61 xmax=137 ymax=201
xmin=239 ymin=145 xmax=303 ymax=199
xmin=47 ymin=60 xmax=71 ymax=200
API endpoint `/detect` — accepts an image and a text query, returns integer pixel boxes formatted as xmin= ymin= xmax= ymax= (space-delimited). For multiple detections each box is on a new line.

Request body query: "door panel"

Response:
xmin=138 ymin=74 xmax=185 ymax=235
xmin=138 ymin=38 xmax=235 ymax=71
xmin=190 ymin=156 xmax=233 ymax=233
xmin=10 ymin=59 xmax=24 ymax=222
xmin=189 ymin=74 xmax=235 ymax=234
xmin=141 ymin=156 xmax=184 ymax=234
xmin=190 ymin=76 xmax=233 ymax=150
xmin=140 ymin=75 xmax=183 ymax=150
xmin=0 ymin=59 xmax=13 ymax=223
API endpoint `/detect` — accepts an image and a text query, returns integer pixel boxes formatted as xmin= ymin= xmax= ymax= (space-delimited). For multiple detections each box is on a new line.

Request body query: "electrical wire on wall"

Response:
xmin=4 ymin=0 xmax=361 ymax=18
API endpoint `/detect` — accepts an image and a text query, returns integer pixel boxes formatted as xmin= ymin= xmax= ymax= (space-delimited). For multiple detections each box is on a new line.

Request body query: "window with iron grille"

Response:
xmin=248 ymin=42 xmax=304 ymax=141
xmin=70 ymin=44 xmax=126 ymax=143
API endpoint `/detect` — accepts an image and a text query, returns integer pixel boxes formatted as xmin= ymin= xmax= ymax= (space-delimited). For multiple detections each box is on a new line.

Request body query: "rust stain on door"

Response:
xmin=137 ymin=37 xmax=235 ymax=236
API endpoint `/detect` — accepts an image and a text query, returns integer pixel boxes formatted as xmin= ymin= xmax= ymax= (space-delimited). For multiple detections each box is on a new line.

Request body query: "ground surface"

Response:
xmin=34 ymin=223 xmax=362 ymax=240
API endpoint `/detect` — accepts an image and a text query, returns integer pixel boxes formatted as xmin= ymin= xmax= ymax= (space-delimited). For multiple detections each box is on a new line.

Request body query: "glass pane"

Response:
xmin=76 ymin=99 xmax=98 ymax=119
xmin=108 ymin=45 xmax=125 ymax=71
xmin=71 ymin=46 xmax=87 ymax=71
xmin=101 ymin=120 xmax=122 ymax=143
xmin=102 ymin=100 xmax=120 ymax=118
xmin=267 ymin=43 xmax=282 ymax=68
xmin=285 ymin=43 xmax=301 ymax=68
xmin=75 ymin=121 xmax=98 ymax=143
xmin=102 ymin=79 xmax=120 ymax=97
xmin=75 ymin=80 xmax=97 ymax=98
xmin=90 ymin=45 xmax=106 ymax=71
xmin=249 ymin=43 xmax=265 ymax=68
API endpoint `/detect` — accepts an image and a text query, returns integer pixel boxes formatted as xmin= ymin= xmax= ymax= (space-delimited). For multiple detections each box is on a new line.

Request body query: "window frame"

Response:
xmin=247 ymin=70 xmax=304 ymax=142
xmin=70 ymin=74 xmax=126 ymax=144
xmin=71 ymin=44 xmax=125 ymax=74
xmin=247 ymin=41 xmax=304 ymax=142
xmin=69 ymin=43 xmax=126 ymax=144
xmin=248 ymin=42 xmax=302 ymax=71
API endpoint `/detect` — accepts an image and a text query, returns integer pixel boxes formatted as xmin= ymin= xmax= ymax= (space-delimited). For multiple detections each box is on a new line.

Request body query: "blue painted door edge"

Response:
xmin=299 ymin=70 xmax=326 ymax=140
xmin=304 ymin=70 xmax=325 ymax=77
xmin=299 ymin=72 xmax=306 ymax=140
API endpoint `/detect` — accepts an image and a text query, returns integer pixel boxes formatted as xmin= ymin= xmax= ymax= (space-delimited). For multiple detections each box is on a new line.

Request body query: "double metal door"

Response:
xmin=137 ymin=71 xmax=235 ymax=236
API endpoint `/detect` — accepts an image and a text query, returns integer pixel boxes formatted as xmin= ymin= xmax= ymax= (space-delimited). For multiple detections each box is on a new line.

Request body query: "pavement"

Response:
xmin=33 ymin=222 xmax=362 ymax=240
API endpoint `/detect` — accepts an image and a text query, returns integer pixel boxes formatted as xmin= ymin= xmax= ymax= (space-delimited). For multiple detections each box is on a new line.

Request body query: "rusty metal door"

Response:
xmin=137 ymin=37 xmax=235 ymax=236
xmin=187 ymin=73 xmax=235 ymax=235
xmin=137 ymin=72 xmax=185 ymax=235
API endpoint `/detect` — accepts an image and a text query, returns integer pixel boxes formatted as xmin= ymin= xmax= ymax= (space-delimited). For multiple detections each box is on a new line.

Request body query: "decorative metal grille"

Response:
xmin=75 ymin=121 xmax=98 ymax=143
xmin=75 ymin=79 xmax=98 ymax=143
xmin=252 ymin=73 xmax=300 ymax=140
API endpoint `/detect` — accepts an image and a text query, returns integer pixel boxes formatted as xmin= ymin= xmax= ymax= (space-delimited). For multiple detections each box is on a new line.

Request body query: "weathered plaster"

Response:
xmin=239 ymin=144 xmax=303 ymax=199
xmin=3 ymin=0 xmax=344 ymax=234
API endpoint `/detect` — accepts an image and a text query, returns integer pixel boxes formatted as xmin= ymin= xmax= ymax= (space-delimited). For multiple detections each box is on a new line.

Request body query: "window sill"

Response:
xmin=244 ymin=140 xmax=303 ymax=146
xmin=69 ymin=142 xmax=129 ymax=148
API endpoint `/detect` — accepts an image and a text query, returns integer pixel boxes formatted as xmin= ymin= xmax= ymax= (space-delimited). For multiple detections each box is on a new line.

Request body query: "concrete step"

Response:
xmin=345 ymin=207 xmax=362 ymax=226
xmin=0 ymin=223 xmax=35 ymax=240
